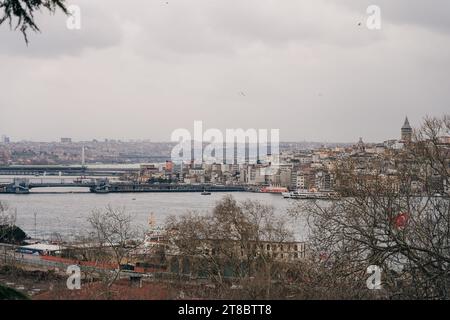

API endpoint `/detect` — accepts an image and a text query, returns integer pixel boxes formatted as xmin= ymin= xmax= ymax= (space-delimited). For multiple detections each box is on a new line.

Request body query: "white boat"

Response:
xmin=282 ymin=190 xmax=340 ymax=200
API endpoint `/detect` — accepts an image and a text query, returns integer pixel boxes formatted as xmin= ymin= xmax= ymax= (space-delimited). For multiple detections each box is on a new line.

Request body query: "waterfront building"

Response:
xmin=295 ymin=172 xmax=307 ymax=190
xmin=1 ymin=135 xmax=10 ymax=144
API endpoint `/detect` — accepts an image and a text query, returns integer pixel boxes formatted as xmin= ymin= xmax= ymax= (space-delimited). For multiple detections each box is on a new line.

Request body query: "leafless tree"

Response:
xmin=291 ymin=115 xmax=450 ymax=299
xmin=165 ymin=195 xmax=294 ymax=299
xmin=87 ymin=205 xmax=144 ymax=289
xmin=0 ymin=201 xmax=16 ymax=227
xmin=0 ymin=201 xmax=19 ymax=268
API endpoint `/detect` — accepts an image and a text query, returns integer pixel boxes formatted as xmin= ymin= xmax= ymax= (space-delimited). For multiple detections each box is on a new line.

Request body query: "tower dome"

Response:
xmin=401 ymin=117 xmax=412 ymax=142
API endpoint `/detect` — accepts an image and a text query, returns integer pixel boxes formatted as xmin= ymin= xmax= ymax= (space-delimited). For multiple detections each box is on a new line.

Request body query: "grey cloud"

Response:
xmin=335 ymin=0 xmax=450 ymax=35
xmin=0 ymin=0 xmax=449 ymax=142
xmin=126 ymin=0 xmax=384 ymax=59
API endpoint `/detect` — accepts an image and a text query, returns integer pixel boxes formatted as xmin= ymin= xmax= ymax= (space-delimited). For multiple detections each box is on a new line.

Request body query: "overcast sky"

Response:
xmin=0 ymin=0 xmax=449 ymax=142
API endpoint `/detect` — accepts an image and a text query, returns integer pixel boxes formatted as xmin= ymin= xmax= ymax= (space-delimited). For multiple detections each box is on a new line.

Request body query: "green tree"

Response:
xmin=0 ymin=0 xmax=67 ymax=43
xmin=0 ymin=225 xmax=27 ymax=244
xmin=0 ymin=284 xmax=29 ymax=300
xmin=0 ymin=201 xmax=27 ymax=244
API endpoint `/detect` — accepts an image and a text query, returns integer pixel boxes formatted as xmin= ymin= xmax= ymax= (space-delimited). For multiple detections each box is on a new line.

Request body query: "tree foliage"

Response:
xmin=0 ymin=225 xmax=27 ymax=244
xmin=0 ymin=201 xmax=26 ymax=244
xmin=0 ymin=284 xmax=29 ymax=300
xmin=0 ymin=0 xmax=67 ymax=43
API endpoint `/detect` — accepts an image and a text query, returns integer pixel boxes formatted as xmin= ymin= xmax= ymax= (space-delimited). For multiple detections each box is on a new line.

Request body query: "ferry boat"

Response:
xmin=260 ymin=186 xmax=289 ymax=194
xmin=282 ymin=190 xmax=340 ymax=200
xmin=144 ymin=213 xmax=167 ymax=247
xmin=282 ymin=192 xmax=293 ymax=198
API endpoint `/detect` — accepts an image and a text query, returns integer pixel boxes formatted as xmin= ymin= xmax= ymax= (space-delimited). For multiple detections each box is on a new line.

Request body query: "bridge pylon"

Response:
xmin=89 ymin=179 xmax=111 ymax=194
xmin=6 ymin=178 xmax=31 ymax=194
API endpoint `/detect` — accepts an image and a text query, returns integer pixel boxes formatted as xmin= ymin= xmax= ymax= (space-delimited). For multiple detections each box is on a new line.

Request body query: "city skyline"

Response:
xmin=1 ymin=0 xmax=449 ymax=142
xmin=0 ymin=115 xmax=424 ymax=144
xmin=1 ymin=0 xmax=449 ymax=304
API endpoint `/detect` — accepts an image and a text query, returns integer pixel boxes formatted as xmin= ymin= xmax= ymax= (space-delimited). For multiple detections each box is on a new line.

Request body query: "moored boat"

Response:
xmin=282 ymin=190 xmax=340 ymax=200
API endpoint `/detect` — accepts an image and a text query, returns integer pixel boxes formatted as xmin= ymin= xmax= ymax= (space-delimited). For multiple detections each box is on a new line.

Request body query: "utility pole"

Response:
xmin=34 ymin=212 xmax=37 ymax=240
xmin=81 ymin=146 xmax=86 ymax=167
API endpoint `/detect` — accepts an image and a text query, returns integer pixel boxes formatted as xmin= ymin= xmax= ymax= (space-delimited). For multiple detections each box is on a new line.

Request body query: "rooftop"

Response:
xmin=402 ymin=117 xmax=412 ymax=130
xmin=19 ymin=244 xmax=64 ymax=252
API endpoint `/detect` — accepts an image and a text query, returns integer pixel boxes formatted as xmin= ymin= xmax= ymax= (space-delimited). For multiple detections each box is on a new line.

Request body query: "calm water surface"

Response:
xmin=0 ymin=188 xmax=308 ymax=241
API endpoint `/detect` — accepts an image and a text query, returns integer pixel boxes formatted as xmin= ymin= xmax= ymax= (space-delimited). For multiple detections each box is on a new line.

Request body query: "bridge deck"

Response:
xmin=0 ymin=182 xmax=248 ymax=194
xmin=28 ymin=183 xmax=96 ymax=188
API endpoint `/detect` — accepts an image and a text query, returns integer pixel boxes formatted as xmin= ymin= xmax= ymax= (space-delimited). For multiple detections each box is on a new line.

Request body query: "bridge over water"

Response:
xmin=0 ymin=178 xmax=110 ymax=194
xmin=0 ymin=165 xmax=141 ymax=177
xmin=0 ymin=178 xmax=247 ymax=194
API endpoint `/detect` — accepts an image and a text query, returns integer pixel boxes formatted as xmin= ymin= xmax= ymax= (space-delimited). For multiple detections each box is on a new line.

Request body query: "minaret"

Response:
xmin=401 ymin=117 xmax=412 ymax=142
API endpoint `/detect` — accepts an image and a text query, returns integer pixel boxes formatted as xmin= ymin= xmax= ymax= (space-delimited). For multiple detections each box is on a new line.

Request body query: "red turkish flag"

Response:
xmin=394 ymin=212 xmax=409 ymax=229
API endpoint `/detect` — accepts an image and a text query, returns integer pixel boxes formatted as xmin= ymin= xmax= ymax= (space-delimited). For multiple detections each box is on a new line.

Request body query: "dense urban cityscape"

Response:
xmin=1 ymin=118 xmax=448 ymax=195
xmin=1 ymin=115 xmax=449 ymax=301
xmin=1 ymin=0 xmax=449 ymax=312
